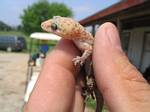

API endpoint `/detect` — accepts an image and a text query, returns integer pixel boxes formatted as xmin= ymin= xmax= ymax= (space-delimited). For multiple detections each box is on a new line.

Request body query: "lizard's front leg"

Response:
xmin=73 ymin=49 xmax=92 ymax=66
xmin=72 ymin=40 xmax=93 ymax=66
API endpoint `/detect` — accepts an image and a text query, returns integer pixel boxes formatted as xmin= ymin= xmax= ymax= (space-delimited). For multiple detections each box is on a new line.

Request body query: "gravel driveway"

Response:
xmin=0 ymin=52 xmax=28 ymax=112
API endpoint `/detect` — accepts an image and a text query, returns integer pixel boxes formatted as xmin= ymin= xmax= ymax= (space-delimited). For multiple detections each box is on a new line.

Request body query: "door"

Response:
xmin=141 ymin=32 xmax=150 ymax=72
xmin=128 ymin=28 xmax=144 ymax=69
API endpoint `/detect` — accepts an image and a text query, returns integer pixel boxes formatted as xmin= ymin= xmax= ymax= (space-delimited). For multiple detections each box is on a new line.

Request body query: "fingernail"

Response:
xmin=106 ymin=23 xmax=122 ymax=51
xmin=95 ymin=22 xmax=122 ymax=51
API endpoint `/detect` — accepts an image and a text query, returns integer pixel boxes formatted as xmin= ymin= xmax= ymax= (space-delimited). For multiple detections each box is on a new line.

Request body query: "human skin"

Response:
xmin=24 ymin=23 xmax=150 ymax=112
xmin=93 ymin=22 xmax=150 ymax=112
xmin=24 ymin=39 xmax=84 ymax=112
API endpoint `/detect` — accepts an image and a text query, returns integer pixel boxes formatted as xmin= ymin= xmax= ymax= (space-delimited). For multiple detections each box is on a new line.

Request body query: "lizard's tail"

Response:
xmin=94 ymin=87 xmax=104 ymax=112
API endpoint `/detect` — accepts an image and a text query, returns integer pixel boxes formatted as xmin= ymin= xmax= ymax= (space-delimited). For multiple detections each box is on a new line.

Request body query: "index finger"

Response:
xmin=24 ymin=39 xmax=80 ymax=112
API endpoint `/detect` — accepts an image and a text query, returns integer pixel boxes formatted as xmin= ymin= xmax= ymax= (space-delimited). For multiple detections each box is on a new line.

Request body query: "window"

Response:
xmin=120 ymin=31 xmax=130 ymax=53
xmin=145 ymin=33 xmax=150 ymax=52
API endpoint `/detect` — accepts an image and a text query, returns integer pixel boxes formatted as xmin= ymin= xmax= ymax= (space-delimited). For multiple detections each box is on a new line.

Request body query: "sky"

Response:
xmin=0 ymin=0 xmax=120 ymax=26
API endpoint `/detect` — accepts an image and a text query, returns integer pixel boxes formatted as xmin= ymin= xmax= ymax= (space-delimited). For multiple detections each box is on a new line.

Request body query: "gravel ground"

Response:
xmin=0 ymin=52 xmax=28 ymax=112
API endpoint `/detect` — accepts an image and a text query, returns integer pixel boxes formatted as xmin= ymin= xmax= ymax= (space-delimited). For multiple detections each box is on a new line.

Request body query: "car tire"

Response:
xmin=7 ymin=47 xmax=12 ymax=52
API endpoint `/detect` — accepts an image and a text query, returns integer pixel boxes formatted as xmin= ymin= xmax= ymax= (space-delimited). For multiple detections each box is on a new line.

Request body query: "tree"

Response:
xmin=0 ymin=21 xmax=12 ymax=31
xmin=21 ymin=1 xmax=73 ymax=35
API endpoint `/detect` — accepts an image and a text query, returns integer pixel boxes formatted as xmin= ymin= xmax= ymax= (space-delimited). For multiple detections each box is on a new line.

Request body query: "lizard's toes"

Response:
xmin=72 ymin=56 xmax=84 ymax=66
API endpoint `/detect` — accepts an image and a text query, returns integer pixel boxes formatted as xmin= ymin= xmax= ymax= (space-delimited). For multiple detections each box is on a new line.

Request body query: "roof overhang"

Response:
xmin=79 ymin=0 xmax=147 ymax=26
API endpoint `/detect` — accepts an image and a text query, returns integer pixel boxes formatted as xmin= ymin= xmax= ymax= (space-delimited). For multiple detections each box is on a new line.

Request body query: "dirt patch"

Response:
xmin=0 ymin=52 xmax=28 ymax=112
xmin=0 ymin=52 xmax=97 ymax=112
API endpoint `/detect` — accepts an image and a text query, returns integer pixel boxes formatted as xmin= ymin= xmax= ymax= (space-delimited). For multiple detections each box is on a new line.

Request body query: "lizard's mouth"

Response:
xmin=41 ymin=22 xmax=49 ymax=32
xmin=41 ymin=20 xmax=54 ymax=33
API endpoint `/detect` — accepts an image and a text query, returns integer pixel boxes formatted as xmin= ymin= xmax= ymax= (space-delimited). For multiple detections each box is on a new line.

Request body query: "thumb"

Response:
xmin=93 ymin=22 xmax=150 ymax=112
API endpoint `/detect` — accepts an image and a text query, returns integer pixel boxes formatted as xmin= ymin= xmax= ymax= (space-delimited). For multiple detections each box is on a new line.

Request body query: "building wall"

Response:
xmin=84 ymin=23 xmax=150 ymax=74
xmin=121 ymin=27 xmax=150 ymax=73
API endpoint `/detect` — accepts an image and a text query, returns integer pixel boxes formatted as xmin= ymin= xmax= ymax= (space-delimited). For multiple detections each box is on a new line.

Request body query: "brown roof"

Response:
xmin=79 ymin=0 xmax=147 ymax=25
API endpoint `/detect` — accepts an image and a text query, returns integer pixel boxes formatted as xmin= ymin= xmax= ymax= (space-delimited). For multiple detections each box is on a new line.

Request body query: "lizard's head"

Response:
xmin=41 ymin=16 xmax=59 ymax=34
xmin=41 ymin=16 xmax=80 ymax=39
xmin=41 ymin=16 xmax=69 ymax=39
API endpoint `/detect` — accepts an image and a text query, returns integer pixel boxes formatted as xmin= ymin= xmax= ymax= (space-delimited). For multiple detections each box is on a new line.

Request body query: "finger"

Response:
xmin=72 ymin=70 xmax=87 ymax=112
xmin=93 ymin=22 xmax=150 ymax=112
xmin=24 ymin=39 xmax=80 ymax=112
xmin=72 ymin=85 xmax=85 ymax=112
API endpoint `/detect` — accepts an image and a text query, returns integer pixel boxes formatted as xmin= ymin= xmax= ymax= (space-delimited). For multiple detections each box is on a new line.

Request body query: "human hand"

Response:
xmin=93 ymin=22 xmax=150 ymax=112
xmin=24 ymin=22 xmax=150 ymax=112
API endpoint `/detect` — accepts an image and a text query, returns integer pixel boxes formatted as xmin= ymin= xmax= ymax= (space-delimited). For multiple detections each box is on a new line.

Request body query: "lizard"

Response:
xmin=41 ymin=16 xmax=103 ymax=112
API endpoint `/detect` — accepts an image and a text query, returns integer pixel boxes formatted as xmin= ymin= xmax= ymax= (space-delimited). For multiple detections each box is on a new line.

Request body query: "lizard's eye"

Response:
xmin=51 ymin=23 xmax=58 ymax=31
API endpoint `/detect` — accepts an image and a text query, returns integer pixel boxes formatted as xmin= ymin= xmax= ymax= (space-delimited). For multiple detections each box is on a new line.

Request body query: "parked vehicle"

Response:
xmin=0 ymin=35 xmax=26 ymax=51
xmin=18 ymin=36 xmax=27 ymax=49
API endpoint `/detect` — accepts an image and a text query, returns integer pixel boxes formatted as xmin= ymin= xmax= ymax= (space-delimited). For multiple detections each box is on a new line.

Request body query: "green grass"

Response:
xmin=86 ymin=98 xmax=96 ymax=109
xmin=0 ymin=31 xmax=24 ymax=35
xmin=86 ymin=98 xmax=109 ymax=112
